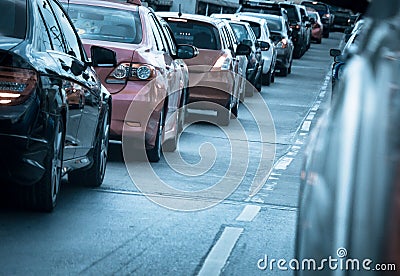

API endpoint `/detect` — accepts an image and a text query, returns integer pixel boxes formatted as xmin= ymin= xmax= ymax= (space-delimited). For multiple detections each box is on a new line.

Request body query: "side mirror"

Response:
xmin=176 ymin=44 xmax=198 ymax=59
xmin=330 ymin=48 xmax=342 ymax=58
xmin=309 ymin=17 xmax=315 ymax=24
xmin=91 ymin=46 xmax=117 ymax=67
xmin=235 ymin=43 xmax=251 ymax=56
xmin=258 ymin=40 xmax=270 ymax=51
xmin=287 ymin=28 xmax=293 ymax=36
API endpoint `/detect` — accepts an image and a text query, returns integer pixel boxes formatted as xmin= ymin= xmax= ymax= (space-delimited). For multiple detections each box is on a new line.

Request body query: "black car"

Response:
xmin=238 ymin=0 xmax=289 ymax=25
xmin=330 ymin=5 xmax=352 ymax=32
xmin=0 ymin=0 xmax=116 ymax=211
xmin=301 ymin=1 xmax=334 ymax=38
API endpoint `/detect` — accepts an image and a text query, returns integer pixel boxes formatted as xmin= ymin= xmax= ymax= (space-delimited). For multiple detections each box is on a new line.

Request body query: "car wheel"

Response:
xmin=288 ymin=60 xmax=293 ymax=74
xmin=217 ymin=97 xmax=231 ymax=126
xmin=178 ymin=88 xmax=187 ymax=133
xmin=255 ymin=72 xmax=262 ymax=92
xmin=231 ymin=96 xmax=239 ymax=119
xmin=69 ymin=108 xmax=110 ymax=187
xmin=317 ymin=37 xmax=322 ymax=44
xmin=271 ymin=71 xmax=275 ymax=83
xmin=262 ymin=70 xmax=271 ymax=86
xmin=163 ymin=109 xmax=179 ymax=153
xmin=34 ymin=115 xmax=64 ymax=212
xmin=280 ymin=67 xmax=289 ymax=77
xmin=146 ymin=110 xmax=163 ymax=162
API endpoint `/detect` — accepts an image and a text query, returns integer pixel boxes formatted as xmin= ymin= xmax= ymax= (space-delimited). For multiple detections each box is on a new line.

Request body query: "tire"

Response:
xmin=177 ymin=88 xmax=187 ymax=133
xmin=262 ymin=70 xmax=271 ymax=86
xmin=34 ymin=115 xmax=64 ymax=212
xmin=280 ymin=67 xmax=288 ymax=77
xmin=146 ymin=110 xmax=163 ymax=162
xmin=317 ymin=37 xmax=322 ymax=44
xmin=271 ymin=71 xmax=275 ymax=83
xmin=69 ymin=108 xmax=110 ymax=187
xmin=163 ymin=110 xmax=179 ymax=153
xmin=255 ymin=72 xmax=262 ymax=92
xmin=231 ymin=96 xmax=239 ymax=119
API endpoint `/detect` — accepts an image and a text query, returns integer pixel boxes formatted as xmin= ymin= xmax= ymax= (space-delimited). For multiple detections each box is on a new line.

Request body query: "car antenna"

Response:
xmin=178 ymin=4 xmax=182 ymax=18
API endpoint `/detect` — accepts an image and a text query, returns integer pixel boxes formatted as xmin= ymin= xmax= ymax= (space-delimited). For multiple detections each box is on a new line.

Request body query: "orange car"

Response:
xmin=159 ymin=13 xmax=251 ymax=126
xmin=62 ymin=0 xmax=197 ymax=162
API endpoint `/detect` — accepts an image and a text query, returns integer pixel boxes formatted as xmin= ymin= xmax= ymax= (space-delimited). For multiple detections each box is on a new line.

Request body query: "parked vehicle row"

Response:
xmin=0 ymin=0 xmax=334 ymax=211
xmin=238 ymin=0 xmax=313 ymax=58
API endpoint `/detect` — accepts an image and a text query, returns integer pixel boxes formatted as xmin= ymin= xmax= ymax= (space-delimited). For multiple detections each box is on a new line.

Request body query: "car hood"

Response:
xmin=0 ymin=37 xmax=23 ymax=51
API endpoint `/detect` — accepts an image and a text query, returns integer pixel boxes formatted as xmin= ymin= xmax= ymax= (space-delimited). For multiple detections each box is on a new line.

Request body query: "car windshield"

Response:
xmin=167 ymin=20 xmax=221 ymax=50
xmin=308 ymin=13 xmax=318 ymax=20
xmin=229 ymin=23 xmax=251 ymax=42
xmin=302 ymin=3 xmax=327 ymax=16
xmin=245 ymin=22 xmax=261 ymax=39
xmin=280 ymin=5 xmax=300 ymax=24
xmin=65 ymin=4 xmax=142 ymax=44
xmin=0 ymin=0 xmax=26 ymax=39
xmin=241 ymin=7 xmax=280 ymax=15
xmin=265 ymin=19 xmax=282 ymax=32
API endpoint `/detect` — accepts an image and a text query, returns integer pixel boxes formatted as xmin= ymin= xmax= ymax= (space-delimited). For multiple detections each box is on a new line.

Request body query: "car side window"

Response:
xmin=36 ymin=7 xmax=53 ymax=52
xmin=38 ymin=0 xmax=65 ymax=53
xmin=217 ymin=27 xmax=226 ymax=49
xmin=161 ymin=24 xmax=177 ymax=57
xmin=49 ymin=0 xmax=82 ymax=60
xmin=148 ymin=14 xmax=167 ymax=52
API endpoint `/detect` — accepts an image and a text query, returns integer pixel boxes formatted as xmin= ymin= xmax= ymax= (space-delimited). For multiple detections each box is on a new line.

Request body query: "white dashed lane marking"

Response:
xmin=236 ymin=205 xmax=261 ymax=222
xmin=197 ymin=227 xmax=243 ymax=276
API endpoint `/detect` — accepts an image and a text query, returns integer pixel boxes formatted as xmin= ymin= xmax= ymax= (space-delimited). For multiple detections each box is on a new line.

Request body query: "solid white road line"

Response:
xmin=236 ymin=205 xmax=261 ymax=222
xmin=198 ymin=227 xmax=243 ymax=276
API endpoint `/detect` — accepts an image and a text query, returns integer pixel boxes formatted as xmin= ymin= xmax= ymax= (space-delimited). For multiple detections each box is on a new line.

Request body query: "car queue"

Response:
xmin=0 ymin=0 xmax=340 ymax=211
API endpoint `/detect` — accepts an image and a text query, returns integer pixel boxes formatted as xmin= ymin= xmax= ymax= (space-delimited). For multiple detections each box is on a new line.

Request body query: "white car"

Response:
xmin=211 ymin=13 xmax=277 ymax=87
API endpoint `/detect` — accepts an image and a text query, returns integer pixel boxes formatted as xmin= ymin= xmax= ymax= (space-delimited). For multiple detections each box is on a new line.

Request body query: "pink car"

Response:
xmin=63 ymin=0 xmax=197 ymax=162
xmin=159 ymin=13 xmax=251 ymax=126
xmin=308 ymin=10 xmax=324 ymax=44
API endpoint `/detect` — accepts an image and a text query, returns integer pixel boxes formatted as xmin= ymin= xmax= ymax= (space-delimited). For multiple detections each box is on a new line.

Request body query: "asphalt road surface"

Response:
xmin=0 ymin=33 xmax=343 ymax=275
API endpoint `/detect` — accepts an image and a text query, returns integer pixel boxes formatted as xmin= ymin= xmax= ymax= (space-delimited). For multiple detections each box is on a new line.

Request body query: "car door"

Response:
xmin=221 ymin=25 xmax=240 ymax=100
xmin=40 ymin=0 xmax=101 ymax=158
xmin=50 ymin=0 xmax=101 ymax=158
xmin=148 ymin=13 xmax=180 ymax=134
xmin=160 ymin=21 xmax=188 ymax=108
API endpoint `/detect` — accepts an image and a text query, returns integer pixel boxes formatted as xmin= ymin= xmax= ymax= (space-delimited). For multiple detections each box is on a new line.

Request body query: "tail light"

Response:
xmin=106 ymin=63 xmax=156 ymax=84
xmin=211 ymin=55 xmax=231 ymax=71
xmin=0 ymin=66 xmax=37 ymax=105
